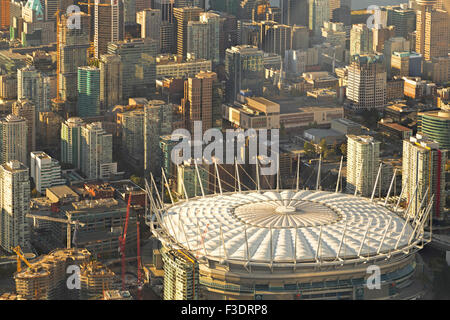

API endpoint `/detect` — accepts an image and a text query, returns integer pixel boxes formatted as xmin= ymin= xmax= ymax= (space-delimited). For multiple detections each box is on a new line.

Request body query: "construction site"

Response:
xmin=0 ymin=179 xmax=156 ymax=300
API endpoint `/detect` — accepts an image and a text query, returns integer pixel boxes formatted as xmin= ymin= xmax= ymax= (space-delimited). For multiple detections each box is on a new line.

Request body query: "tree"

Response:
xmin=361 ymin=109 xmax=381 ymax=128
xmin=319 ymin=139 xmax=328 ymax=156
xmin=280 ymin=123 xmax=287 ymax=139
xmin=340 ymin=143 xmax=347 ymax=156
xmin=130 ymin=175 xmax=144 ymax=188
xmin=303 ymin=141 xmax=315 ymax=157
xmin=31 ymin=188 xmax=39 ymax=198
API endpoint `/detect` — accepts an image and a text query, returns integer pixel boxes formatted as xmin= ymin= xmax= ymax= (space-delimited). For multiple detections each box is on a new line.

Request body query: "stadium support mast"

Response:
xmin=335 ymin=156 xmax=343 ymax=193
xmin=316 ymin=154 xmax=322 ymax=191
xmin=235 ymin=157 xmax=242 ymax=193
xmin=395 ymin=175 xmax=408 ymax=211
xmin=296 ymin=154 xmax=300 ymax=191
xmin=384 ymin=168 xmax=397 ymax=206
xmin=194 ymin=159 xmax=205 ymax=197
xmin=162 ymin=168 xmax=174 ymax=204
xmin=371 ymin=163 xmax=383 ymax=202
xmin=214 ymin=158 xmax=223 ymax=195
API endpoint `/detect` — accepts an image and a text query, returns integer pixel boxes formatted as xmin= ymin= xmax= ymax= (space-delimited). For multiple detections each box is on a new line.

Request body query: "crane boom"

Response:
xmin=26 ymin=214 xmax=86 ymax=226
xmin=26 ymin=213 xmax=85 ymax=249
xmin=11 ymin=246 xmax=33 ymax=273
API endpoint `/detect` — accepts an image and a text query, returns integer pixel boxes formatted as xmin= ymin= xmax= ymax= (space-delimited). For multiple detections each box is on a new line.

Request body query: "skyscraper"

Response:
xmin=94 ymin=0 xmax=124 ymax=58
xmin=80 ymin=122 xmax=117 ymax=179
xmin=17 ymin=65 xmax=51 ymax=115
xmin=137 ymin=8 xmax=162 ymax=52
xmin=121 ymin=109 xmax=145 ymax=169
xmin=0 ymin=114 xmax=28 ymax=165
xmin=0 ymin=0 xmax=10 ymax=29
xmin=346 ymin=135 xmax=381 ymax=197
xmin=383 ymin=37 xmax=410 ymax=78
xmin=350 ymin=24 xmax=373 ymax=56
xmin=402 ymin=134 xmax=447 ymax=221
xmin=144 ymin=100 xmax=173 ymax=177
xmin=57 ymin=12 xmax=90 ymax=102
xmin=280 ymin=0 xmax=309 ymax=27
xmin=99 ymin=54 xmax=123 ymax=110
xmin=182 ymin=71 xmax=217 ymax=133
xmin=61 ymin=117 xmax=84 ymax=169
xmin=186 ymin=13 xmax=220 ymax=64
xmin=12 ymin=99 xmax=36 ymax=157
xmin=309 ymin=0 xmax=330 ymax=36
xmin=173 ymin=6 xmax=204 ymax=57
xmin=417 ymin=110 xmax=450 ymax=151
xmin=416 ymin=2 xmax=448 ymax=61
xmin=77 ymin=66 xmax=101 ymax=117
xmin=387 ymin=4 xmax=416 ymax=39
xmin=107 ymin=38 xmax=158 ymax=100
xmin=225 ymin=45 xmax=264 ymax=102
xmin=161 ymin=248 xmax=199 ymax=300
xmin=0 ymin=160 xmax=30 ymax=253
xmin=347 ymin=54 xmax=387 ymax=110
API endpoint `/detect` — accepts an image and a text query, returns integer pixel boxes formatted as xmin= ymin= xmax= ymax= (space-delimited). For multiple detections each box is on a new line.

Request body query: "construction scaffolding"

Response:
xmin=14 ymin=248 xmax=91 ymax=300
xmin=80 ymin=260 xmax=117 ymax=300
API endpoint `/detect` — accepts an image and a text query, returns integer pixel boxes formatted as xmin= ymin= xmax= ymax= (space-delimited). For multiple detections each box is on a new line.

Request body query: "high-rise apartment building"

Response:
xmin=173 ymin=6 xmax=204 ymax=57
xmin=121 ymin=109 xmax=145 ymax=170
xmin=347 ymin=54 xmax=387 ymax=110
xmin=94 ymin=0 xmax=124 ymax=58
xmin=402 ymin=134 xmax=447 ymax=221
xmin=0 ymin=115 xmax=28 ymax=165
xmin=0 ymin=160 xmax=30 ymax=253
xmin=99 ymin=54 xmax=123 ymax=110
xmin=225 ymin=45 xmax=264 ymax=102
xmin=188 ymin=12 xmax=220 ymax=64
xmin=80 ymin=122 xmax=117 ymax=180
xmin=161 ymin=248 xmax=199 ymax=300
xmin=416 ymin=0 xmax=449 ymax=61
xmin=350 ymin=24 xmax=373 ymax=56
xmin=60 ymin=117 xmax=85 ymax=169
xmin=17 ymin=66 xmax=51 ymax=115
xmin=346 ymin=135 xmax=381 ymax=197
xmin=77 ymin=66 xmax=101 ymax=118
xmin=12 ymin=99 xmax=36 ymax=157
xmin=30 ymin=151 xmax=65 ymax=194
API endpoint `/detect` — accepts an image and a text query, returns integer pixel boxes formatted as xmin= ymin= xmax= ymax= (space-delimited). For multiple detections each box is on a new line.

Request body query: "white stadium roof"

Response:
xmin=159 ymin=190 xmax=417 ymax=265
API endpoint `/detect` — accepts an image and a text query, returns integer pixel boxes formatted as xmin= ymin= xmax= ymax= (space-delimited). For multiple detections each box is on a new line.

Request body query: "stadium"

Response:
xmin=147 ymin=162 xmax=432 ymax=300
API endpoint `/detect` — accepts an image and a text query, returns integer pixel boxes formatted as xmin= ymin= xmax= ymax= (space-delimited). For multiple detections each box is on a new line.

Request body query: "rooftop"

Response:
xmin=161 ymin=190 xmax=415 ymax=264
xmin=46 ymin=185 xmax=78 ymax=199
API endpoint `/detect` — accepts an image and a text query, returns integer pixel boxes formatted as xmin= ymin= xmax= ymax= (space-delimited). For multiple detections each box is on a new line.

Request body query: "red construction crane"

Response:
xmin=119 ymin=194 xmax=132 ymax=291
